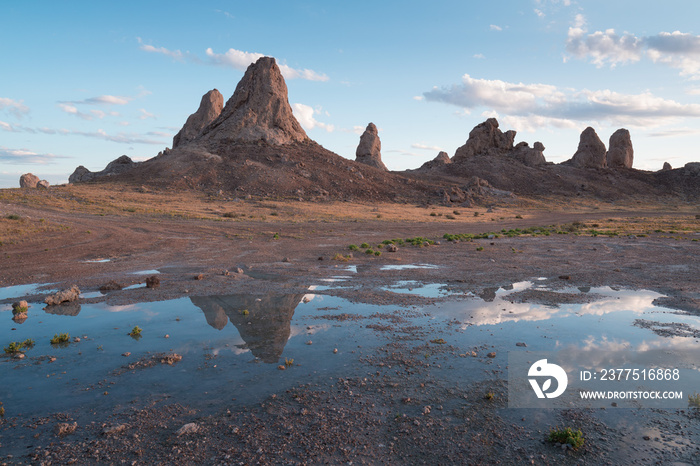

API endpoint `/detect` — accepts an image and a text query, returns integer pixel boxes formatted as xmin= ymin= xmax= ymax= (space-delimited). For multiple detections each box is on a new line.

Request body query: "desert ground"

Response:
xmin=0 ymin=184 xmax=699 ymax=465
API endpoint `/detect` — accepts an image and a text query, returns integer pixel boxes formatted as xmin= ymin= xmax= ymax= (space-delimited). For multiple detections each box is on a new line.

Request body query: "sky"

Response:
xmin=2 ymin=0 xmax=700 ymax=188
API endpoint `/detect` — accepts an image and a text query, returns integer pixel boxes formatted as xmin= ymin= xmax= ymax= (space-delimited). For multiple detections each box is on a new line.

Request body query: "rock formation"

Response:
xmin=453 ymin=118 xmax=516 ymax=162
xmin=606 ymin=128 xmax=633 ymax=169
xmin=19 ymin=173 xmax=40 ymax=188
xmin=355 ymin=122 xmax=387 ymax=171
xmin=37 ymin=180 xmax=50 ymax=189
xmin=69 ymin=155 xmax=139 ymax=183
xmin=512 ymin=141 xmax=546 ymax=167
xmin=172 ymin=89 xmax=224 ymax=149
xmin=419 ymin=151 xmax=451 ymax=170
xmin=199 ymin=57 xmax=307 ymax=146
xmin=567 ymin=127 xmax=607 ymax=168
xmin=662 ymin=162 xmax=672 ymax=171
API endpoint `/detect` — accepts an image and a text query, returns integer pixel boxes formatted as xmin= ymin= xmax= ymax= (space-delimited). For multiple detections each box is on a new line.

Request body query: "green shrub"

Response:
xmin=50 ymin=333 xmax=71 ymax=345
xmin=348 ymin=244 xmax=359 ymax=251
xmin=548 ymin=427 xmax=584 ymax=450
xmin=129 ymin=326 xmax=142 ymax=337
xmin=360 ymin=243 xmax=370 ymax=249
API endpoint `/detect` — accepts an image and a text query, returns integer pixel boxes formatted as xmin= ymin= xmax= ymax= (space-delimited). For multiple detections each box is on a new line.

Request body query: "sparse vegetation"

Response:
xmin=430 ymin=338 xmax=446 ymax=344
xmin=6 ymin=214 xmax=21 ymax=220
xmin=284 ymin=357 xmax=294 ymax=367
xmin=50 ymin=333 xmax=71 ymax=345
xmin=689 ymin=392 xmax=700 ymax=408
xmin=476 ymin=246 xmax=484 ymax=251
xmin=333 ymin=253 xmax=351 ymax=262
xmin=241 ymin=309 xmax=250 ymax=316
xmin=129 ymin=326 xmax=142 ymax=337
xmin=360 ymin=243 xmax=370 ymax=249
xmin=374 ymin=251 xmax=381 ymax=256
xmin=12 ymin=304 xmax=28 ymax=315
xmin=548 ymin=426 xmax=585 ymax=450
xmin=4 ymin=339 xmax=35 ymax=354
xmin=273 ymin=232 xmax=280 ymax=239
xmin=484 ymin=392 xmax=495 ymax=400
xmin=348 ymin=244 xmax=359 ymax=251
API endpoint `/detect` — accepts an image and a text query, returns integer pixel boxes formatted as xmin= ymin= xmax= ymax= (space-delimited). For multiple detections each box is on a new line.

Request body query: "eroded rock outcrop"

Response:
xmin=419 ymin=151 xmax=452 ymax=170
xmin=662 ymin=162 xmax=672 ymax=171
xmin=355 ymin=122 xmax=387 ymax=171
xmin=453 ymin=118 xmax=516 ymax=162
xmin=567 ymin=127 xmax=607 ymax=168
xmin=606 ymin=128 xmax=633 ymax=169
xmin=512 ymin=141 xmax=546 ymax=167
xmin=19 ymin=173 xmax=40 ymax=188
xmin=69 ymin=155 xmax=138 ymax=183
xmin=172 ymin=89 xmax=224 ymax=149
xmin=200 ymin=57 xmax=307 ymax=146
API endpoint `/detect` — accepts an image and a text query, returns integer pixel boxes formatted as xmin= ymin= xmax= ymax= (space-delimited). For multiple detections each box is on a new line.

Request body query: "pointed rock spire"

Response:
xmin=172 ymin=89 xmax=224 ymax=148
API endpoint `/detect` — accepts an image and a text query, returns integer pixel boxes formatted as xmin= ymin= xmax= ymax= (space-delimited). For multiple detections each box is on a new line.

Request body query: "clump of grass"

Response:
xmin=689 ymin=392 xmax=700 ymax=408
xmin=484 ymin=392 xmax=495 ymax=400
xmin=284 ymin=357 xmax=294 ymax=367
xmin=333 ymin=253 xmax=351 ymax=262
xmin=476 ymin=246 xmax=484 ymax=251
xmin=452 ymin=210 xmax=461 ymax=215
xmin=50 ymin=333 xmax=71 ymax=345
xmin=430 ymin=338 xmax=446 ymax=344
xmin=129 ymin=326 xmax=142 ymax=338
xmin=445 ymin=214 xmax=456 ymax=220
xmin=12 ymin=304 xmax=28 ymax=315
xmin=430 ymin=212 xmax=437 ymax=217
xmin=548 ymin=427 xmax=585 ymax=450
xmin=241 ymin=309 xmax=250 ymax=316
xmin=374 ymin=251 xmax=381 ymax=256
xmin=365 ymin=248 xmax=375 ymax=255
xmin=473 ymin=211 xmax=479 ymax=217
xmin=273 ymin=232 xmax=279 ymax=240
xmin=4 ymin=339 xmax=35 ymax=354
xmin=6 ymin=214 xmax=21 ymax=220
xmin=515 ymin=214 xmax=523 ymax=219
xmin=360 ymin=242 xmax=370 ymax=249
xmin=348 ymin=244 xmax=359 ymax=251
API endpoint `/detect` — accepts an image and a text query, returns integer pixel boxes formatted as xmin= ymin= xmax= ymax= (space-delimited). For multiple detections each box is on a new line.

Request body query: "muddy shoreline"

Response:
xmin=1 ymin=201 xmax=699 ymax=464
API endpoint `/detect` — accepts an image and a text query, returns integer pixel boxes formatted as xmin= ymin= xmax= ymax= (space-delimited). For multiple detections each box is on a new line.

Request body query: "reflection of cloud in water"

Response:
xmin=289 ymin=323 xmax=331 ymax=340
xmin=427 ymin=283 xmax=667 ymax=327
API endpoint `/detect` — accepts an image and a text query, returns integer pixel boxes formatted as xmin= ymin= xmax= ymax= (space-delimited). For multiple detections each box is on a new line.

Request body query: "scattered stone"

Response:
xmin=234 ymin=267 xmax=245 ymax=274
xmin=282 ymin=257 xmax=291 ymax=263
xmin=516 ymin=342 xmax=527 ymax=347
xmin=423 ymin=406 xmax=431 ymax=415
xmin=122 ymin=352 xmax=131 ymax=357
xmin=55 ymin=422 xmax=77 ymax=436
xmin=355 ymin=123 xmax=388 ymax=171
xmin=146 ymin=276 xmax=160 ymax=288
xmin=102 ymin=424 xmax=127 ymax=436
xmin=99 ymin=280 xmax=123 ymax=292
xmin=172 ymin=89 xmax=224 ymax=148
xmin=333 ymin=348 xmax=338 ymax=354
xmin=643 ymin=435 xmax=651 ymax=441
xmin=13 ymin=353 xmax=25 ymax=359
xmin=175 ymin=423 xmax=199 ymax=436
xmin=37 ymin=180 xmax=50 ymax=189
xmin=19 ymin=173 xmax=40 ymax=188
xmin=44 ymin=286 xmax=81 ymax=305
xmin=278 ymin=365 xmax=286 ymax=370
xmin=306 ymin=340 xmax=313 ymax=345
xmin=73 ymin=337 xmax=80 ymax=343
xmin=386 ymin=243 xmax=398 ymax=252
xmin=160 ymin=353 xmax=182 ymax=365
xmin=194 ymin=274 xmax=204 ymax=280
xmin=606 ymin=128 xmax=633 ymax=169
xmin=164 ymin=334 xmax=170 ymax=338
xmin=222 ymin=269 xmax=230 ymax=276
xmin=487 ymin=352 xmax=496 ymax=358
xmin=558 ymin=275 xmax=571 ymax=280
xmin=567 ymin=127 xmax=607 ymax=168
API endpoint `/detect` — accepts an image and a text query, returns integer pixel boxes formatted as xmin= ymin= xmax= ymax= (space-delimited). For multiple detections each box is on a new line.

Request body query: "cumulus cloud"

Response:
xmin=0 ymin=146 xmax=65 ymax=164
xmin=0 ymin=98 xmax=30 ymax=119
xmin=423 ymin=73 xmax=700 ymax=130
xmin=206 ymin=48 xmax=329 ymax=81
xmin=138 ymin=109 xmax=156 ymax=120
xmin=58 ymin=103 xmax=94 ymax=120
xmin=490 ymin=25 xmax=502 ymax=31
xmin=411 ymin=143 xmax=445 ymax=152
xmin=291 ymin=103 xmax=334 ymax=132
xmin=566 ymin=25 xmax=700 ymax=78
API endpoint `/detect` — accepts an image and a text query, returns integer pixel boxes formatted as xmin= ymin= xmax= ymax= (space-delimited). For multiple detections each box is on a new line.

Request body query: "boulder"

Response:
xmin=19 ymin=173 xmax=40 ymax=188
xmin=419 ymin=151 xmax=451 ymax=170
xmin=567 ymin=127 xmax=607 ymax=168
xmin=172 ymin=89 xmax=224 ymax=148
xmin=453 ymin=118 xmax=516 ymax=162
xmin=606 ymin=128 xmax=633 ymax=168
xmin=44 ymin=286 xmax=81 ymax=306
xmin=200 ymin=57 xmax=308 ymax=146
xmin=684 ymin=162 xmax=700 ymax=175
xmin=355 ymin=123 xmax=387 ymax=171
xmin=662 ymin=162 xmax=672 ymax=171
xmin=512 ymin=141 xmax=546 ymax=167
xmin=37 ymin=180 xmax=50 ymax=189
xmin=69 ymin=155 xmax=138 ymax=183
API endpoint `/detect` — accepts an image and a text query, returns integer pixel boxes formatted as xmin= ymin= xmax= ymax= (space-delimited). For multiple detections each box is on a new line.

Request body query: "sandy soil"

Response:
xmin=0 ymin=192 xmax=699 ymax=465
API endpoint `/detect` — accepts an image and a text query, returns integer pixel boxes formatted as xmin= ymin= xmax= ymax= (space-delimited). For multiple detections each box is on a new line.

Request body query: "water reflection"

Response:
xmin=190 ymin=294 xmax=304 ymax=363
xmin=43 ymin=302 xmax=81 ymax=316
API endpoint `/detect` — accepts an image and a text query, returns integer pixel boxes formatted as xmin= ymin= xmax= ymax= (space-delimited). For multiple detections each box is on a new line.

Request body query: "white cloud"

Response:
xmin=411 ymin=143 xmax=445 ymax=152
xmin=566 ymin=27 xmax=700 ymax=78
xmin=413 ymin=95 xmax=425 ymax=101
xmin=534 ymin=8 xmax=545 ymax=18
xmin=58 ymin=103 xmax=94 ymax=120
xmin=138 ymin=109 xmax=156 ymax=120
xmin=473 ymin=53 xmax=486 ymax=59
xmin=0 ymin=146 xmax=64 ymax=164
xmin=0 ymin=98 xmax=30 ymax=118
xmin=137 ymin=37 xmax=185 ymax=61
xmin=423 ymin=73 xmax=700 ymax=130
xmin=205 ymin=47 xmax=329 ymax=81
xmin=291 ymin=103 xmax=334 ymax=132
xmin=0 ymin=121 xmax=15 ymax=132
xmin=490 ymin=25 xmax=502 ymax=31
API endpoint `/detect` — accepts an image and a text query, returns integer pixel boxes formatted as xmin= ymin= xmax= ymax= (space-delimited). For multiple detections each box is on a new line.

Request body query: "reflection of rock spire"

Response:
xmin=190 ymin=294 xmax=303 ymax=363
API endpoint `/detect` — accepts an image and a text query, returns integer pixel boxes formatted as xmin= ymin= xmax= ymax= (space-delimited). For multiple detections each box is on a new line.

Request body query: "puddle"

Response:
xmin=83 ymin=258 xmax=111 ymax=263
xmin=0 ymin=283 xmax=54 ymax=302
xmin=131 ymin=269 xmax=160 ymax=275
xmin=381 ymin=280 xmax=462 ymax=298
xmin=80 ymin=291 xmax=105 ymax=299
xmin=380 ymin=263 xmax=439 ymax=271
xmin=123 ymin=283 xmax=147 ymax=290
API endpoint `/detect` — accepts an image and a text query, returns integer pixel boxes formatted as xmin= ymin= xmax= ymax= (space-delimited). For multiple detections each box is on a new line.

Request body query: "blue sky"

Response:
xmin=2 ymin=0 xmax=700 ymax=187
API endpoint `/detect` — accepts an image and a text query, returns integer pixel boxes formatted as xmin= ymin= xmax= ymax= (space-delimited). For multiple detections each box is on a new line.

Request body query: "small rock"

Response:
xmin=146 ymin=276 xmax=160 ymax=288
xmin=12 ymin=301 xmax=29 ymax=313
xmin=73 ymin=337 xmax=81 ymax=343
xmin=558 ymin=275 xmax=571 ymax=280
xmin=278 ymin=365 xmax=286 ymax=370
xmin=164 ymin=334 xmax=170 ymax=339
xmin=100 ymin=280 xmax=123 ymax=292
xmin=175 ymin=423 xmax=199 ymax=436
xmin=102 ymin=424 xmax=127 ymax=436
xmin=516 ymin=342 xmax=527 ymax=347
xmin=282 ymin=257 xmax=291 ymax=263
xmin=643 ymin=435 xmax=651 ymax=441
xmin=55 ymin=422 xmax=77 ymax=436
xmin=423 ymin=406 xmax=431 ymax=415
xmin=194 ymin=274 xmax=204 ymax=280
xmin=333 ymin=348 xmax=338 ymax=354
xmin=386 ymin=244 xmax=398 ymax=252
xmin=122 ymin=352 xmax=131 ymax=357
xmin=318 ymin=256 xmax=324 ymax=261
xmin=160 ymin=353 xmax=182 ymax=365
xmin=222 ymin=269 xmax=230 ymax=276
xmin=49 ymin=357 xmax=57 ymax=362
xmin=487 ymin=352 xmax=496 ymax=358
xmin=306 ymin=340 xmax=313 ymax=345
xmin=234 ymin=268 xmax=244 ymax=274
xmin=13 ymin=353 xmax=25 ymax=360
